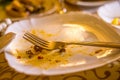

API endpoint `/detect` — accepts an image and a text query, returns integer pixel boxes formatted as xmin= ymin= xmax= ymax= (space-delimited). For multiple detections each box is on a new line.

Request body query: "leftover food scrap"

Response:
xmin=13 ymin=30 xmax=112 ymax=69
xmin=14 ymin=43 xmax=110 ymax=69
xmin=15 ymin=45 xmax=71 ymax=69
xmin=5 ymin=0 xmax=45 ymax=17
xmin=111 ymin=18 xmax=120 ymax=26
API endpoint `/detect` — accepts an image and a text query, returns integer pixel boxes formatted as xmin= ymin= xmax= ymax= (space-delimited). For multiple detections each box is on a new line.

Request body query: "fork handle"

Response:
xmin=66 ymin=42 xmax=120 ymax=48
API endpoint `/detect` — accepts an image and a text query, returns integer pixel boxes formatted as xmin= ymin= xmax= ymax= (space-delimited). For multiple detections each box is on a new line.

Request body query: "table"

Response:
xmin=0 ymin=1 xmax=120 ymax=80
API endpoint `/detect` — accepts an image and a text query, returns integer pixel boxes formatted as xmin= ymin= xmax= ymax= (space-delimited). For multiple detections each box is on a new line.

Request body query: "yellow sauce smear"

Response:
xmin=15 ymin=46 xmax=72 ymax=69
xmin=13 ymin=29 xmax=111 ymax=69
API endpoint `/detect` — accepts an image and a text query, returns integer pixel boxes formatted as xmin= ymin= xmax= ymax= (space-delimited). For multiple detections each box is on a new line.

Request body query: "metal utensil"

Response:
xmin=0 ymin=18 xmax=13 ymax=36
xmin=23 ymin=32 xmax=120 ymax=50
xmin=0 ymin=32 xmax=16 ymax=53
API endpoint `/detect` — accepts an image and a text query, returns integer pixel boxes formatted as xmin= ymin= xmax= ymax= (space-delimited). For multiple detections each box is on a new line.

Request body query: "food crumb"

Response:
xmin=55 ymin=60 xmax=61 ymax=63
xmin=34 ymin=45 xmax=43 ymax=52
xmin=28 ymin=55 xmax=32 ymax=58
xmin=38 ymin=56 xmax=43 ymax=59
xmin=59 ymin=48 xmax=66 ymax=53
xmin=95 ymin=49 xmax=103 ymax=54
xmin=26 ymin=50 xmax=33 ymax=55
xmin=17 ymin=56 xmax=21 ymax=59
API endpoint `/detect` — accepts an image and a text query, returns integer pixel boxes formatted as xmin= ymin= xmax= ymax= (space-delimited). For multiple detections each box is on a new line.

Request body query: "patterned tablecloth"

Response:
xmin=0 ymin=1 xmax=120 ymax=80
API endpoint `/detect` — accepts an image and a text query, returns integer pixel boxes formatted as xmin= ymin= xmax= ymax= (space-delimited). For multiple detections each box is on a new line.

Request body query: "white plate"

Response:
xmin=97 ymin=1 xmax=120 ymax=29
xmin=5 ymin=12 xmax=120 ymax=75
xmin=65 ymin=0 xmax=113 ymax=7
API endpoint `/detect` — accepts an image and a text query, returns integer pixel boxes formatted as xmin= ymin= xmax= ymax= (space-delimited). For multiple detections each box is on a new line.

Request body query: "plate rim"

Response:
xmin=65 ymin=0 xmax=114 ymax=7
xmin=97 ymin=1 xmax=120 ymax=29
xmin=4 ymin=12 xmax=120 ymax=75
xmin=4 ymin=51 xmax=120 ymax=76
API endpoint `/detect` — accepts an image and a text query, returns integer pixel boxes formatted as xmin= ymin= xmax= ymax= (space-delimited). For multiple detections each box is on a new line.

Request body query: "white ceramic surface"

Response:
xmin=4 ymin=12 xmax=120 ymax=75
xmin=97 ymin=1 xmax=120 ymax=29
xmin=65 ymin=0 xmax=113 ymax=7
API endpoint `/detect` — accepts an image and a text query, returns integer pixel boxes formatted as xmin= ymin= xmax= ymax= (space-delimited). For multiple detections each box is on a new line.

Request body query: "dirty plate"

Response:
xmin=4 ymin=12 xmax=120 ymax=75
xmin=97 ymin=1 xmax=120 ymax=29
xmin=65 ymin=0 xmax=114 ymax=7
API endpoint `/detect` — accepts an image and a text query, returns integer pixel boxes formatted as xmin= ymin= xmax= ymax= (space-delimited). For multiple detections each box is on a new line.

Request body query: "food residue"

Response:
xmin=13 ymin=29 xmax=112 ymax=69
xmin=111 ymin=18 xmax=120 ymax=26
xmin=15 ymin=45 xmax=72 ymax=69
xmin=5 ymin=0 xmax=45 ymax=17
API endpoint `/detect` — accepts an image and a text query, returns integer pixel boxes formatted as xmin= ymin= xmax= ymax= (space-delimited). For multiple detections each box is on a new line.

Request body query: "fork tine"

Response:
xmin=25 ymin=32 xmax=48 ymax=44
xmin=23 ymin=34 xmax=48 ymax=48
xmin=23 ymin=32 xmax=49 ymax=48
xmin=23 ymin=35 xmax=44 ymax=47
xmin=24 ymin=32 xmax=48 ymax=46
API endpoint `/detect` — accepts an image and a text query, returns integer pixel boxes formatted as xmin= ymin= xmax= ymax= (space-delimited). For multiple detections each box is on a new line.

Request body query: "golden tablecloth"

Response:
xmin=0 ymin=1 xmax=120 ymax=80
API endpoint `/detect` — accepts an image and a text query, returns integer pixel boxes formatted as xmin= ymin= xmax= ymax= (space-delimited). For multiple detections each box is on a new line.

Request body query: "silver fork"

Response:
xmin=23 ymin=32 xmax=120 ymax=50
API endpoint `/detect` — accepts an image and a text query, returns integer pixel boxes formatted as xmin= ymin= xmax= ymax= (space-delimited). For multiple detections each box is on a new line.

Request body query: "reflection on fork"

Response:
xmin=23 ymin=32 xmax=120 ymax=50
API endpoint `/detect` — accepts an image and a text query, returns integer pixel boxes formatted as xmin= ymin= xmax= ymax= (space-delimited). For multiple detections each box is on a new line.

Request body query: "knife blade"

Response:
xmin=0 ymin=32 xmax=16 ymax=53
